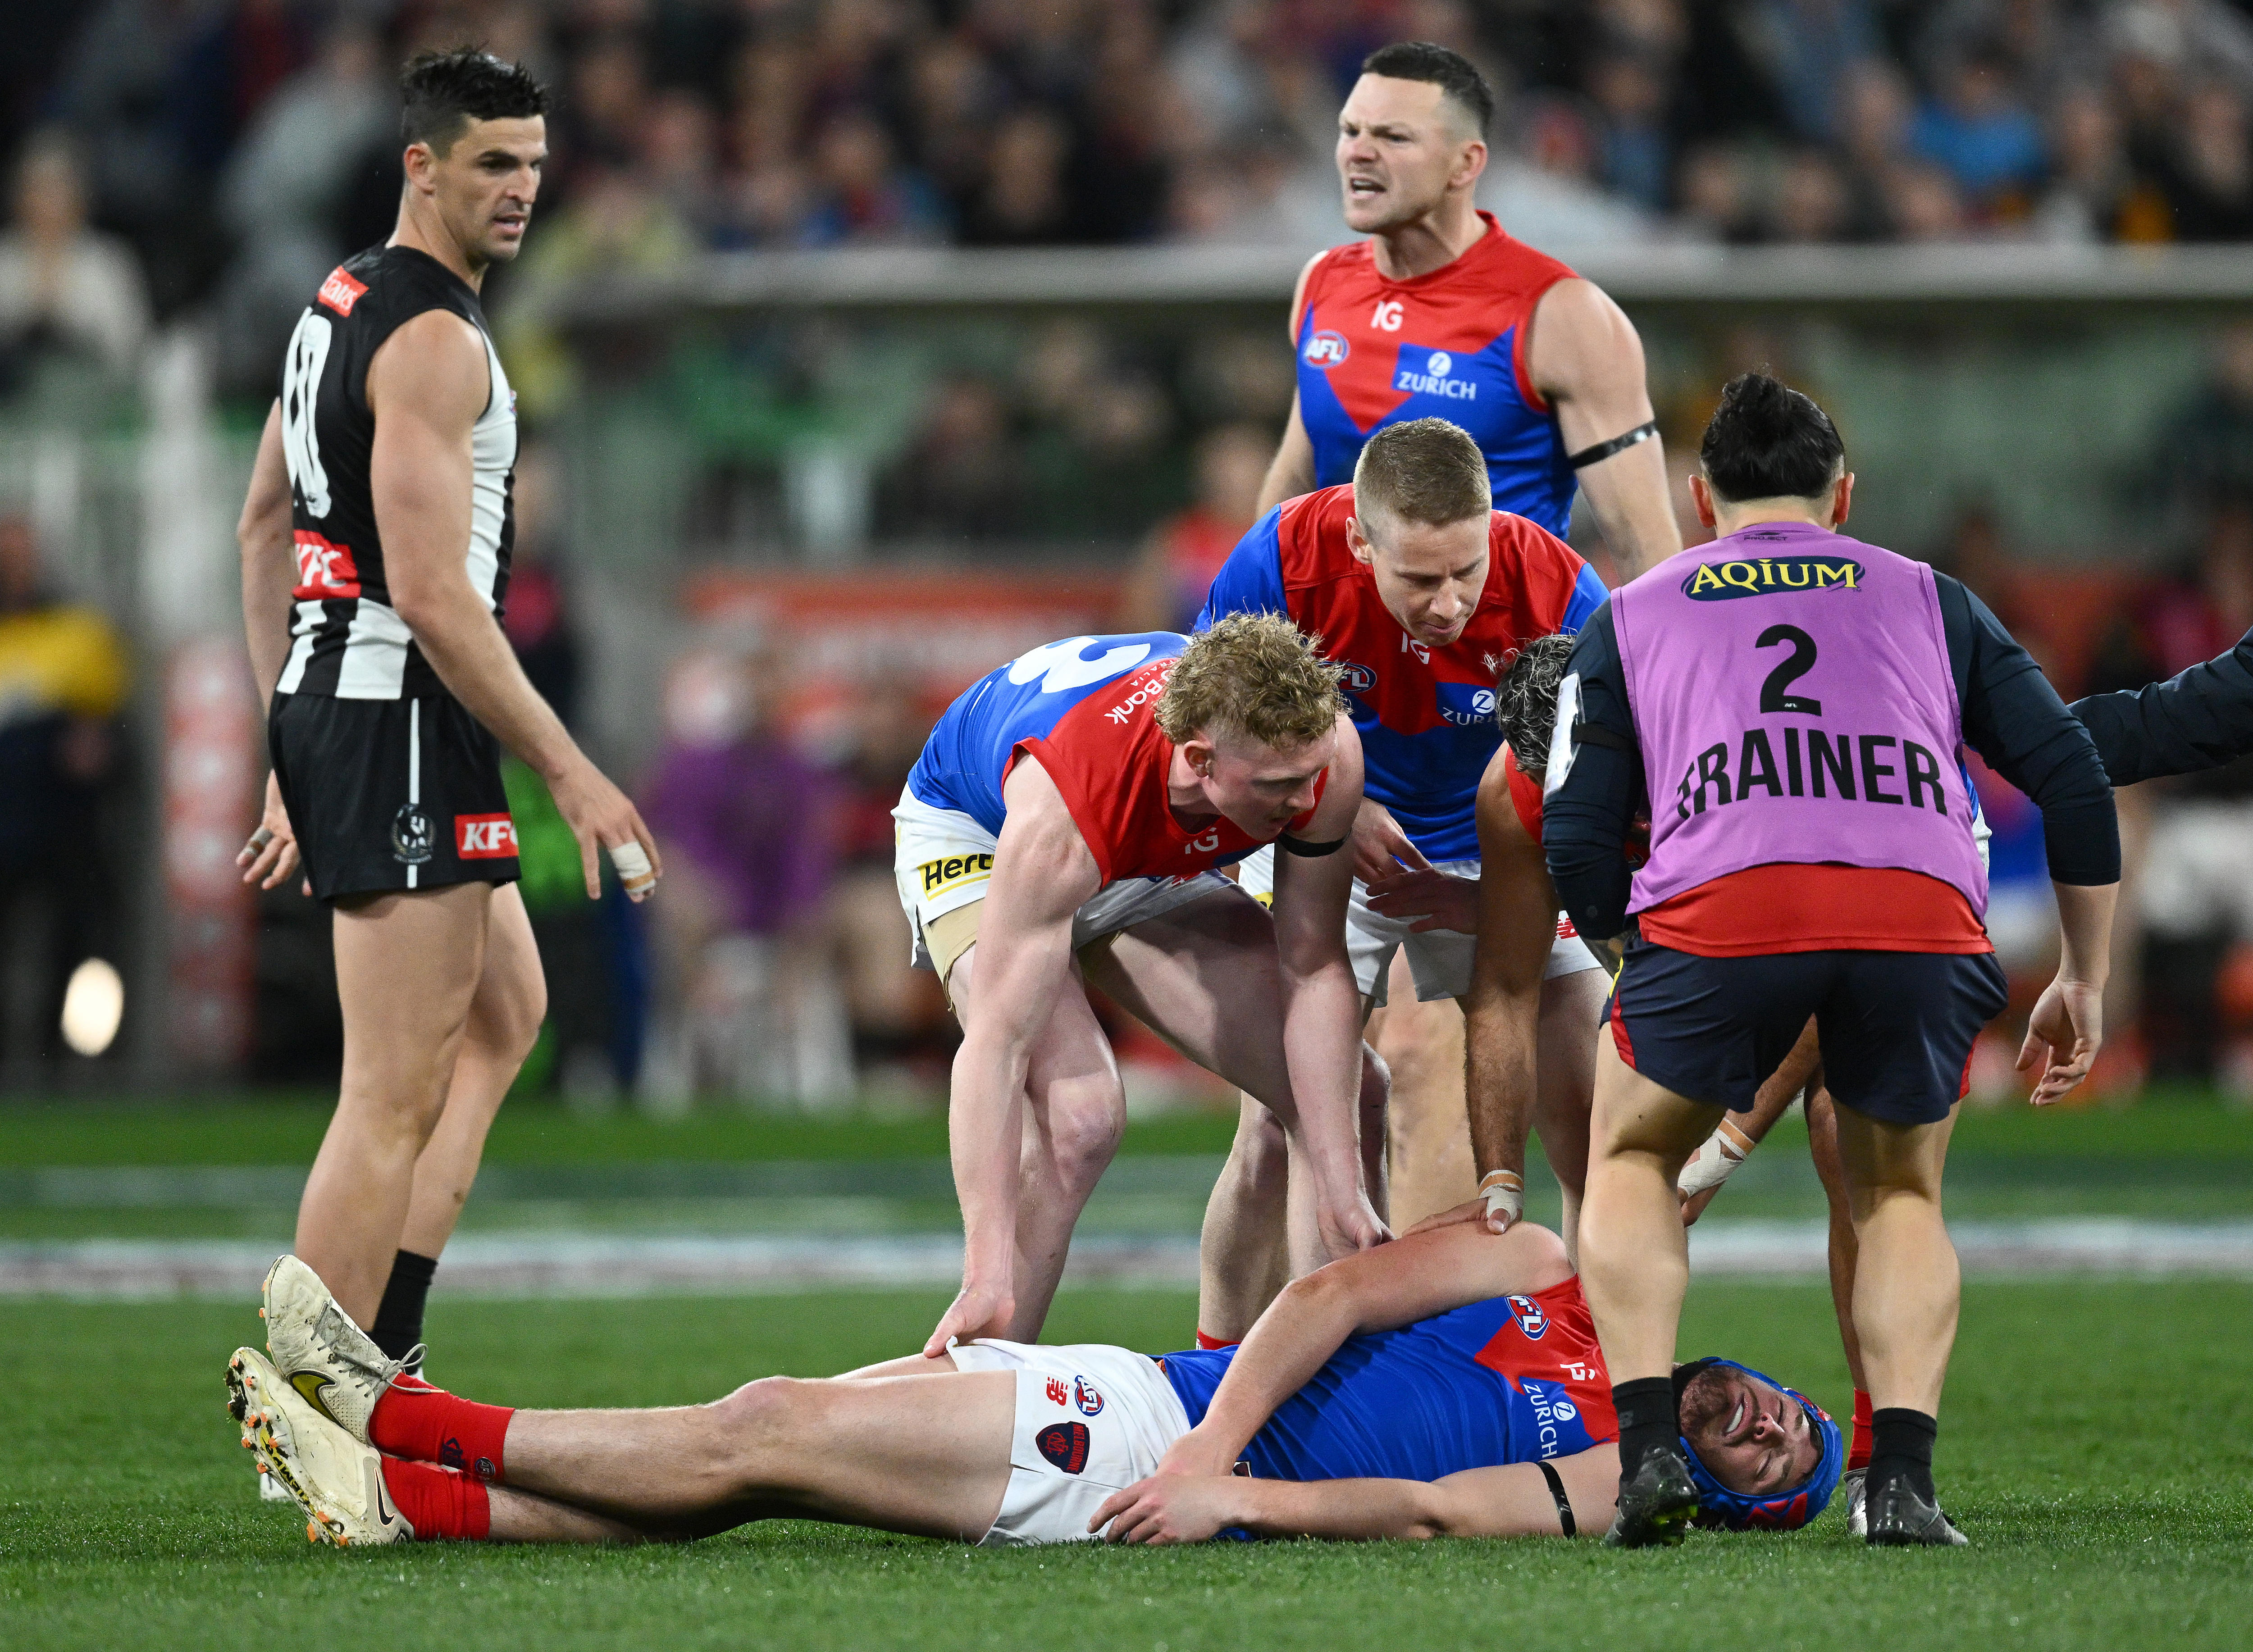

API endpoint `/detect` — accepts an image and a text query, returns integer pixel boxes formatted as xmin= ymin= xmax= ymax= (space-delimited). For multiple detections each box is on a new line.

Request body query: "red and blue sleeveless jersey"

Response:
xmin=1197 ymin=485 xmax=1605 ymax=860
xmin=1295 ymin=214 xmax=1579 ymax=536
xmin=906 ymin=633 xmax=1322 ymax=886
xmin=1158 ymin=1276 xmax=1617 ymax=1484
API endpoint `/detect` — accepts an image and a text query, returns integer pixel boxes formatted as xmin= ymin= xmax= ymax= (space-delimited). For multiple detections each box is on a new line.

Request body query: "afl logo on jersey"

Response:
xmin=1071 ymin=1375 xmax=1104 ymax=1417
xmin=1304 ymin=331 xmax=1350 ymax=369
xmin=1507 ymin=1294 xmax=1550 ymax=1339
xmin=1337 ymin=662 xmax=1376 ymax=693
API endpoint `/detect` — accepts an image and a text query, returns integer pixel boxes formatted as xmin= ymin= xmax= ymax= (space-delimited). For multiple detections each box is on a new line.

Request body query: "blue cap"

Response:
xmin=1678 ymin=1359 xmax=1843 ymax=1531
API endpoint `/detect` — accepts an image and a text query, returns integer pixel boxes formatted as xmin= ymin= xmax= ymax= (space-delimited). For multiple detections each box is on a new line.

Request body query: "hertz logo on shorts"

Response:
xmin=1682 ymin=555 xmax=1862 ymax=600
xmin=919 ymin=854 xmax=994 ymax=897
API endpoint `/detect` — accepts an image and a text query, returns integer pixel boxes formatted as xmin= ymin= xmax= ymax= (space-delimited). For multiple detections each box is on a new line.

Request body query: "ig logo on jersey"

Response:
xmin=1304 ymin=331 xmax=1350 ymax=369
xmin=1507 ymin=1294 xmax=1550 ymax=1339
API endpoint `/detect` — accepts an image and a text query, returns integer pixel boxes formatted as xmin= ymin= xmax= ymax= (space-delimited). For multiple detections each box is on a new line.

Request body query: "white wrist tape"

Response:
xmin=1678 ymin=1119 xmax=1755 ymax=1197
xmin=610 ymin=841 xmax=657 ymax=899
xmin=1478 ymin=1170 xmax=1524 ymax=1228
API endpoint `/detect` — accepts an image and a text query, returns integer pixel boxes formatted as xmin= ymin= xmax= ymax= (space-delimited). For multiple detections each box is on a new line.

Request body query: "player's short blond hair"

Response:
xmin=1352 ymin=417 xmax=1491 ymax=530
xmin=1156 ymin=613 xmax=1345 ymax=751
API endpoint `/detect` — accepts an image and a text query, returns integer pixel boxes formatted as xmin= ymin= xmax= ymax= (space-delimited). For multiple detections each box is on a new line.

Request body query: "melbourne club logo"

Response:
xmin=1303 ymin=330 xmax=1350 ymax=368
xmin=1036 ymin=1422 xmax=1090 ymax=1474
xmin=1508 ymin=1294 xmax=1550 ymax=1339
xmin=1072 ymin=1375 xmax=1104 ymax=1417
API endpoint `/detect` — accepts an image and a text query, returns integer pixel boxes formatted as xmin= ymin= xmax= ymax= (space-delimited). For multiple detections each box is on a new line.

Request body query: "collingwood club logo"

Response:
xmin=391 ymin=804 xmax=434 ymax=865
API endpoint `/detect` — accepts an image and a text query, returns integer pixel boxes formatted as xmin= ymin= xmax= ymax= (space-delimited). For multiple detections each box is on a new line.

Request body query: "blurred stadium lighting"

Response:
xmin=60 ymin=958 xmax=123 ymax=1058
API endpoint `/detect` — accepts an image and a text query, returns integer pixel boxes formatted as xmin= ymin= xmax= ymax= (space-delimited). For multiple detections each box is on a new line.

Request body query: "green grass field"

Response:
xmin=3 ymin=1282 xmax=2250 ymax=1652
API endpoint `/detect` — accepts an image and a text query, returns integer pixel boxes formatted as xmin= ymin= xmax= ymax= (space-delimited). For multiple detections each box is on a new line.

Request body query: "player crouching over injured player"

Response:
xmin=229 ymin=1232 xmax=1837 ymax=1549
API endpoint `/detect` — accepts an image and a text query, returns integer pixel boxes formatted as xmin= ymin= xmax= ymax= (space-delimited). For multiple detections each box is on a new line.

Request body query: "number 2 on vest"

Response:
xmin=1755 ymin=625 xmax=1822 ymax=715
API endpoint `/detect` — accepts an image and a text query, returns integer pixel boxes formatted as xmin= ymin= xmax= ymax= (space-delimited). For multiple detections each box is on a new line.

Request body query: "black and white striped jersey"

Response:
xmin=274 ymin=244 xmax=516 ymax=701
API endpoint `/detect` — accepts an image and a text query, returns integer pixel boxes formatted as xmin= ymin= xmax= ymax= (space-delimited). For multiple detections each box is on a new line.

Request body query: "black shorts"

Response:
xmin=269 ymin=692 xmax=520 ymax=904
xmin=1606 ymin=936 xmax=2009 ymax=1126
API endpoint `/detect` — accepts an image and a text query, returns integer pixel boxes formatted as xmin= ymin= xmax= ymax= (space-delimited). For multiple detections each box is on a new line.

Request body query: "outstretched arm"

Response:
xmin=1528 ymin=279 xmax=1678 ymax=579
xmin=925 ymin=756 xmax=1102 ymax=1355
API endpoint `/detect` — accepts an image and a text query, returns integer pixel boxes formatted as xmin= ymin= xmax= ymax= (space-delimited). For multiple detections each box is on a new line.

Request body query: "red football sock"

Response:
xmin=1849 ymin=1388 xmax=1874 ymax=1472
xmin=1194 ymin=1329 xmax=1239 ymax=1351
xmin=369 ymin=1380 xmax=514 ymax=1482
xmin=379 ymin=1458 xmax=490 ymax=1540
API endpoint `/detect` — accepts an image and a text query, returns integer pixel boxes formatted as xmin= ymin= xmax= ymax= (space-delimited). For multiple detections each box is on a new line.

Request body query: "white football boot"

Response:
xmin=259 ymin=1254 xmax=422 ymax=1445
xmin=228 ymin=1346 xmax=413 ymax=1547
xmin=1843 ymin=1468 xmax=1867 ymax=1537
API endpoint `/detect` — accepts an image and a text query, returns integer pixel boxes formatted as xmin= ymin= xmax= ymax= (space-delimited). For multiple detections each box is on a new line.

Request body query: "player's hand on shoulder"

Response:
xmin=2018 ymin=974 xmax=2105 ymax=1106
xmin=1093 ymin=1472 xmax=1240 ymax=1545
xmin=546 ymin=755 xmax=663 ymax=902
xmin=1349 ymin=798 xmax=1429 ymax=886
xmin=1364 ymin=867 xmax=1477 ymax=934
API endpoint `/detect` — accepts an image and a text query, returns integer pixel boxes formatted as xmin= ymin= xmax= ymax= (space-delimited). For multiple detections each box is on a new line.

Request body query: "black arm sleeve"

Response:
xmin=1542 ymin=601 xmax=1646 ymax=941
xmin=1936 ymin=574 xmax=2120 ymax=886
xmin=2068 ymin=627 xmax=2253 ymax=786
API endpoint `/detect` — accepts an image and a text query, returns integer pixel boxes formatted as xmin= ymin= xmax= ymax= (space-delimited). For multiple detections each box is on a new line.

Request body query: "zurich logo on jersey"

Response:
xmin=1508 ymin=1294 xmax=1550 ymax=1339
xmin=1304 ymin=331 xmax=1350 ymax=369
xmin=1436 ymin=683 xmax=1500 ymax=728
xmin=1337 ymin=662 xmax=1376 ymax=693
xmin=1396 ymin=346 xmax=1477 ymax=401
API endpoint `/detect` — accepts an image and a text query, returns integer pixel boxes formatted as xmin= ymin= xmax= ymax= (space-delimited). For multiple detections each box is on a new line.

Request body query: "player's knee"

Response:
xmin=1047 ymin=1093 xmax=1126 ymax=1191
xmin=706 ymin=1375 xmax=815 ymax=1480
xmin=477 ymin=952 xmax=548 ymax=1065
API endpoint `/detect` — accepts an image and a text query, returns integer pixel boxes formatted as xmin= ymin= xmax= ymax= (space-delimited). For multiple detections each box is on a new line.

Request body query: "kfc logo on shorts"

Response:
xmin=1303 ymin=330 xmax=1350 ymax=368
xmin=456 ymin=814 xmax=518 ymax=859
xmin=1507 ymin=1294 xmax=1549 ymax=1339
xmin=1045 ymin=1377 xmax=1069 ymax=1407
xmin=317 ymin=265 xmax=367 ymax=316
xmin=1071 ymin=1375 xmax=1104 ymax=1417
xmin=1036 ymin=1421 xmax=1090 ymax=1475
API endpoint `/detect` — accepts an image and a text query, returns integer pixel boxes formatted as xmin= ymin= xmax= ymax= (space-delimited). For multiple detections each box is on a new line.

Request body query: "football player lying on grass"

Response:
xmin=228 ymin=1227 xmax=1839 ymax=1550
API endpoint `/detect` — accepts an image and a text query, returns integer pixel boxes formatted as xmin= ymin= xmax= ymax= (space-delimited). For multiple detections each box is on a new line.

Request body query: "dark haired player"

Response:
xmin=235 ymin=50 xmax=659 ymax=1409
xmin=231 ymin=1223 xmax=1842 ymax=1548
xmin=1546 ymin=374 xmax=2120 ymax=1546
xmin=1205 ymin=419 xmax=1608 ymax=1343
xmin=1247 ymin=39 xmax=1681 ymax=1266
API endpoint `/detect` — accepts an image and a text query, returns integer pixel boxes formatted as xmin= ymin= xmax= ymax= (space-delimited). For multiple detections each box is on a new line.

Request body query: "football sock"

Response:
xmin=1611 ymin=1377 xmax=1680 ymax=1478
xmin=1849 ymin=1388 xmax=1874 ymax=1472
xmin=379 ymin=1458 xmax=490 ymax=1540
xmin=370 ymin=1249 xmax=438 ymax=1363
xmin=369 ymin=1380 xmax=514 ymax=1483
xmin=1869 ymin=1406 xmax=1938 ymax=1504
xmin=1194 ymin=1329 xmax=1239 ymax=1351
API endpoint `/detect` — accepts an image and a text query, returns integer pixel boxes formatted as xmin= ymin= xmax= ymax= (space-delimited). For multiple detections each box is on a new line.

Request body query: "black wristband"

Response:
xmin=1278 ymin=833 xmax=1346 ymax=857
xmin=1537 ymin=1459 xmax=1577 ymax=1537
xmin=1567 ymin=419 xmax=1660 ymax=470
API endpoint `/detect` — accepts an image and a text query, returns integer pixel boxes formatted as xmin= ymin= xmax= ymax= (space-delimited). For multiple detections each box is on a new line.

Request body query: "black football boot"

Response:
xmin=1603 ymin=1443 xmax=1700 ymax=1547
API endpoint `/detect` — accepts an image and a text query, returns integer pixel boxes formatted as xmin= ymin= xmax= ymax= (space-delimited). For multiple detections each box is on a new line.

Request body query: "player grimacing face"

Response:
xmin=1335 ymin=75 xmax=1486 ymax=233
xmin=1678 ymin=1364 xmax=1823 ymax=1497
xmin=1349 ymin=508 xmax=1491 ymax=649
xmin=1181 ymin=724 xmax=1340 ymax=838
xmin=410 ymin=115 xmax=547 ymax=269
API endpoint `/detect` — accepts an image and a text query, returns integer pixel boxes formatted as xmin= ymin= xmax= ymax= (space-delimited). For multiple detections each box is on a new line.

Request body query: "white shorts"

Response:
xmin=1236 ymin=845 xmax=1600 ymax=1006
xmin=892 ymin=787 xmax=1239 ymax=974
xmin=948 ymin=1338 xmax=1192 ymax=1546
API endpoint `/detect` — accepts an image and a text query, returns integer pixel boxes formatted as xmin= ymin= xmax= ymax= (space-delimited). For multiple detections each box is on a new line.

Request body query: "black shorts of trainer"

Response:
xmin=1605 ymin=933 xmax=2009 ymax=1126
xmin=269 ymin=691 xmax=521 ymax=904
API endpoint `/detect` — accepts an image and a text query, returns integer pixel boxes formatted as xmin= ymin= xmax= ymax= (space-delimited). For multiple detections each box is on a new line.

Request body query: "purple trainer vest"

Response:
xmin=1611 ymin=521 xmax=1988 ymax=920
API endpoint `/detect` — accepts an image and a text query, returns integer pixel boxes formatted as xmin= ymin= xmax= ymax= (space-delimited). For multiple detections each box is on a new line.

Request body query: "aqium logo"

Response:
xmin=1682 ymin=555 xmax=1863 ymax=600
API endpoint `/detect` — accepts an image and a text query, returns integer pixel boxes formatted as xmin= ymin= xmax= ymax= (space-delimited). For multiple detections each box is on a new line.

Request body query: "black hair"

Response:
xmin=1698 ymin=373 xmax=1845 ymax=502
xmin=400 ymin=46 xmax=549 ymax=154
xmin=1494 ymin=633 xmax=1577 ymax=778
xmin=1360 ymin=41 xmax=1495 ymax=137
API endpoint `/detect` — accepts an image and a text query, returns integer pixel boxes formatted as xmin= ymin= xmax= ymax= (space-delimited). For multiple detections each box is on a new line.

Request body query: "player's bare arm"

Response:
xmin=924 ymin=755 xmax=1103 ymax=1355
xmin=1256 ymin=255 xmax=1327 ymax=513
xmin=1527 ymin=279 xmax=1678 ymax=579
xmin=366 ymin=309 xmax=658 ymax=900
xmin=1267 ymin=716 xmax=1391 ymax=1256
xmin=236 ymin=401 xmax=304 ymax=891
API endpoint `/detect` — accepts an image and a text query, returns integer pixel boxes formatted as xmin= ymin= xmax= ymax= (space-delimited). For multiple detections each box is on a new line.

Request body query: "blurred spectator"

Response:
xmin=640 ymin=646 xmax=850 ymax=1108
xmin=0 ymin=515 xmax=127 ymax=1078
xmin=1675 ymin=142 xmax=1761 ymax=241
xmin=1738 ymin=0 xmax=1882 ymax=144
xmin=2034 ymin=81 xmax=2171 ymax=241
xmin=2146 ymin=323 xmax=2253 ymax=519
xmin=801 ymin=112 xmax=949 ymax=246
xmin=876 ymin=374 xmax=1029 ymax=537
xmin=1117 ymin=422 xmax=1271 ymax=632
xmin=961 ymin=108 xmax=1072 ymax=245
xmin=1910 ymin=47 xmax=2047 ymax=216
xmin=1884 ymin=159 xmax=1973 ymax=239
xmin=499 ymin=442 xmax=583 ymax=730
xmin=2153 ymin=80 xmax=2253 ymax=240
xmin=1772 ymin=149 xmax=1853 ymax=241
xmin=1588 ymin=52 xmax=1674 ymax=213
xmin=0 ymin=132 xmax=150 ymax=390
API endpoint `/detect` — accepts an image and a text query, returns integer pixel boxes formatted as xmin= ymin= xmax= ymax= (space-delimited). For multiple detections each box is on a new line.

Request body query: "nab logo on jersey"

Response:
xmin=1304 ymin=331 xmax=1350 ymax=369
xmin=1507 ymin=1294 xmax=1550 ymax=1339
